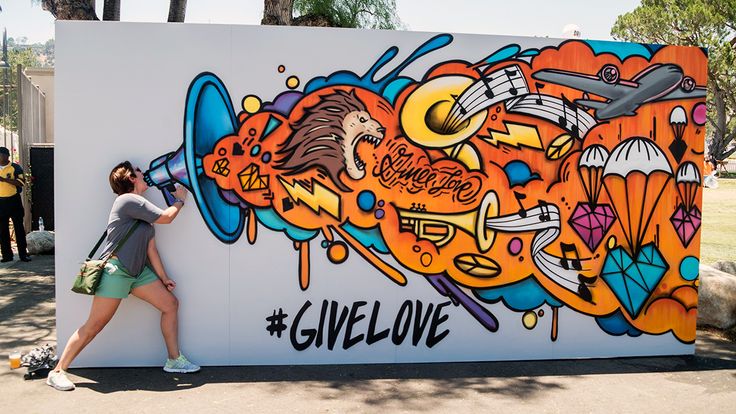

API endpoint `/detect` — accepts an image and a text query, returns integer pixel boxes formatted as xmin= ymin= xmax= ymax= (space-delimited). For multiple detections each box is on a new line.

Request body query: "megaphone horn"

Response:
xmin=143 ymin=72 xmax=246 ymax=244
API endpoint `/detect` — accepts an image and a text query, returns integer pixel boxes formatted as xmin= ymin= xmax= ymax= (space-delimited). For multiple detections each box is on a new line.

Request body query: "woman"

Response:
xmin=47 ymin=161 xmax=199 ymax=391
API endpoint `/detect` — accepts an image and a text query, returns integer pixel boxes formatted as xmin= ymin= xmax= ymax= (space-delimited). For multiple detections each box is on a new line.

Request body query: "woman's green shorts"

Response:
xmin=95 ymin=258 xmax=159 ymax=299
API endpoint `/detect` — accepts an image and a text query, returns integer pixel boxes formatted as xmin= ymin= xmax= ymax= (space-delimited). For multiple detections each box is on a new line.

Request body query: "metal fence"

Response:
xmin=19 ymin=66 xmax=47 ymax=149
xmin=18 ymin=66 xmax=48 ymax=231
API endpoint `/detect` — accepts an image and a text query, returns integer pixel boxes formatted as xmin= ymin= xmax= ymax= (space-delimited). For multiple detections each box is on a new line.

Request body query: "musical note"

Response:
xmin=505 ymin=69 xmax=519 ymax=96
xmin=538 ymin=200 xmax=551 ymax=222
xmin=450 ymin=94 xmax=467 ymax=115
xmin=475 ymin=68 xmax=495 ymax=99
xmin=514 ymin=191 xmax=527 ymax=218
xmin=535 ymin=82 xmax=545 ymax=105
xmin=559 ymin=242 xmax=582 ymax=271
xmin=578 ymin=273 xmax=597 ymax=285
xmin=559 ymin=95 xmax=580 ymax=139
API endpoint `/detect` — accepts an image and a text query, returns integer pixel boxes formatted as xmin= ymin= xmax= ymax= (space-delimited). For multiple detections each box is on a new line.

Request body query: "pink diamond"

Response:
xmin=569 ymin=203 xmax=616 ymax=251
xmin=670 ymin=205 xmax=701 ymax=247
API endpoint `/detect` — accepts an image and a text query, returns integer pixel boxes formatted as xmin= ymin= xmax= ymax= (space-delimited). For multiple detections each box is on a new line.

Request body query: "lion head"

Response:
xmin=276 ymin=89 xmax=385 ymax=192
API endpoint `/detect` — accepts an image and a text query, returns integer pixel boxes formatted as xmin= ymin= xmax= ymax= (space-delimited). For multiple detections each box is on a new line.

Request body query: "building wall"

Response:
xmin=24 ymin=68 xmax=54 ymax=143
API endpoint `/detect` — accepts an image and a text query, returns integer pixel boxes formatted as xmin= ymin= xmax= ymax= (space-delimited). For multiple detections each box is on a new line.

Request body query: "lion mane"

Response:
xmin=275 ymin=89 xmax=367 ymax=192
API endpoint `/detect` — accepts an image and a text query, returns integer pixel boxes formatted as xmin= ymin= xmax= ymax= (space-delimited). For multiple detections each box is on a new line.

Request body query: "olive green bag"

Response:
xmin=71 ymin=221 xmax=140 ymax=295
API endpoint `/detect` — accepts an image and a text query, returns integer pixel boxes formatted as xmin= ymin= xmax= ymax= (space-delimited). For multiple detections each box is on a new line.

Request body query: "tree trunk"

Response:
xmin=293 ymin=13 xmax=336 ymax=27
xmin=42 ymin=0 xmax=98 ymax=20
xmin=707 ymin=87 xmax=736 ymax=167
xmin=168 ymin=0 xmax=187 ymax=23
xmin=103 ymin=0 xmax=121 ymax=21
xmin=262 ymin=0 xmax=293 ymax=25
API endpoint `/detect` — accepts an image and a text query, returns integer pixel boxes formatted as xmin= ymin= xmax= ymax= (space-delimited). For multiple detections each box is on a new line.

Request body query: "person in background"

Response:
xmin=46 ymin=161 xmax=200 ymax=391
xmin=0 ymin=146 xmax=30 ymax=263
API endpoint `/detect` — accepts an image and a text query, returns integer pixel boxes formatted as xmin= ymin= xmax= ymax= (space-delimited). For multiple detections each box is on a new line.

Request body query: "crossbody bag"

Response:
xmin=71 ymin=221 xmax=141 ymax=295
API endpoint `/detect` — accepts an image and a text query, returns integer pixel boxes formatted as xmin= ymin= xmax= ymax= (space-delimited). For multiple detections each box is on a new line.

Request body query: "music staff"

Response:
xmin=484 ymin=201 xmax=594 ymax=301
xmin=505 ymin=93 xmax=597 ymax=139
xmin=443 ymin=64 xmax=530 ymax=133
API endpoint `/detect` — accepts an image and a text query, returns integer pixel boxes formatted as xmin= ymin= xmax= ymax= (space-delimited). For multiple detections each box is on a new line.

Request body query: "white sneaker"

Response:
xmin=46 ymin=370 xmax=75 ymax=391
xmin=163 ymin=354 xmax=200 ymax=373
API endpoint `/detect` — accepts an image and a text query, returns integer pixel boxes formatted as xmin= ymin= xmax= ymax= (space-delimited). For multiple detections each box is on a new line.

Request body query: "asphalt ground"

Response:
xmin=1 ymin=255 xmax=735 ymax=413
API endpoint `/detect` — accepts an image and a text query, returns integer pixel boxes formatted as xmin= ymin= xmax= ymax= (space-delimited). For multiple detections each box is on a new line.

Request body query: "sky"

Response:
xmin=1 ymin=0 xmax=642 ymax=44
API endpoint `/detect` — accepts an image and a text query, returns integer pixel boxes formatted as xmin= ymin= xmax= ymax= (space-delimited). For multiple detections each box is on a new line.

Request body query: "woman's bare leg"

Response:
xmin=131 ymin=280 xmax=179 ymax=359
xmin=55 ymin=296 xmax=122 ymax=371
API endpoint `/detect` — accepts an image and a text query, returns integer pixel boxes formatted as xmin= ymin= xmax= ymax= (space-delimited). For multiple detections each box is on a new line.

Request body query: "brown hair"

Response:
xmin=109 ymin=161 xmax=136 ymax=195
xmin=276 ymin=90 xmax=366 ymax=192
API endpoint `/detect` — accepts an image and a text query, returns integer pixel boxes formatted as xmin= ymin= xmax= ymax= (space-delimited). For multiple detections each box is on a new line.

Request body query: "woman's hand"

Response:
xmin=162 ymin=278 xmax=176 ymax=291
xmin=156 ymin=185 xmax=189 ymax=224
xmin=172 ymin=185 xmax=188 ymax=203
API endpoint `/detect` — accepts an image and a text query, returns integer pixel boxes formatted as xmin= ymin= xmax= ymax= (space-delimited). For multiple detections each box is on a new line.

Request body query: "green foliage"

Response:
xmin=611 ymin=0 xmax=736 ymax=162
xmin=612 ymin=0 xmax=733 ymax=93
xmin=1 ymin=47 xmax=41 ymax=132
xmin=294 ymin=0 xmax=402 ymax=29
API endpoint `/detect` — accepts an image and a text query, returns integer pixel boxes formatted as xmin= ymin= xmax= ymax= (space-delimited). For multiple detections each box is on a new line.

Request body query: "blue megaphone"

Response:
xmin=143 ymin=72 xmax=246 ymax=244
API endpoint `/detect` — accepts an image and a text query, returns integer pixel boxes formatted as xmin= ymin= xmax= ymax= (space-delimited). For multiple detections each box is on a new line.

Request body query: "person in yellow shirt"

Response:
xmin=0 ymin=147 xmax=30 ymax=262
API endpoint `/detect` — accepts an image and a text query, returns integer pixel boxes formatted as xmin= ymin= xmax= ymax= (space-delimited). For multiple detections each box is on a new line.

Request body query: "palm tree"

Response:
xmin=168 ymin=0 xmax=187 ymax=22
xmin=102 ymin=0 xmax=120 ymax=21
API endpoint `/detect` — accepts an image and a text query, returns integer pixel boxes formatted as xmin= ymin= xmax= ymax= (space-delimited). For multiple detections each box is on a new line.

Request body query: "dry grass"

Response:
xmin=701 ymin=179 xmax=736 ymax=265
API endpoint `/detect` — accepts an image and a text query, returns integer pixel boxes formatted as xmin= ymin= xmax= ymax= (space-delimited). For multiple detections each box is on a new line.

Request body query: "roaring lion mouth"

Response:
xmin=353 ymin=133 xmax=383 ymax=171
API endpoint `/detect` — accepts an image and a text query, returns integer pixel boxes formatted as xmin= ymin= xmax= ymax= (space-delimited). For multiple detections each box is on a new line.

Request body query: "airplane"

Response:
xmin=532 ymin=63 xmax=706 ymax=120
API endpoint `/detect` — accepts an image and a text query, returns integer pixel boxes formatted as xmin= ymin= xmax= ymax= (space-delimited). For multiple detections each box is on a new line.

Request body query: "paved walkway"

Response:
xmin=1 ymin=255 xmax=735 ymax=413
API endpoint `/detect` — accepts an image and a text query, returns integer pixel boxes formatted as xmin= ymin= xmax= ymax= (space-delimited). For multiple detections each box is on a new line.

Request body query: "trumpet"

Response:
xmin=396 ymin=191 xmax=499 ymax=252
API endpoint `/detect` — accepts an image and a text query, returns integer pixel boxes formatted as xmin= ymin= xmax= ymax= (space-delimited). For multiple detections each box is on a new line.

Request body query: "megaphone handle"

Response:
xmin=162 ymin=184 xmax=177 ymax=206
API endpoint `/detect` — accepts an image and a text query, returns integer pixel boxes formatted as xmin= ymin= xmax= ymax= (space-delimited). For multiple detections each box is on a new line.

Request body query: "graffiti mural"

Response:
xmin=144 ymin=33 xmax=705 ymax=347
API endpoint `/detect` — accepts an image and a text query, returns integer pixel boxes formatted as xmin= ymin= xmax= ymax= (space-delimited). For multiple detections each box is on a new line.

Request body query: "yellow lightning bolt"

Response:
xmin=481 ymin=122 xmax=543 ymax=150
xmin=278 ymin=177 xmax=341 ymax=220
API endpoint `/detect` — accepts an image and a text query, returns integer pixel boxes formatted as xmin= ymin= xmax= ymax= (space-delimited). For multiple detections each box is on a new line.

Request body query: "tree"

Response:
xmin=36 ymin=0 xmax=188 ymax=22
xmin=611 ymin=0 xmax=736 ymax=166
xmin=0 ymin=48 xmax=39 ymax=131
xmin=39 ymin=0 xmax=98 ymax=20
xmin=263 ymin=0 xmax=401 ymax=29
xmin=294 ymin=0 xmax=401 ymax=29
xmin=168 ymin=0 xmax=187 ymax=23
xmin=103 ymin=0 xmax=120 ymax=21
xmin=262 ymin=0 xmax=294 ymax=25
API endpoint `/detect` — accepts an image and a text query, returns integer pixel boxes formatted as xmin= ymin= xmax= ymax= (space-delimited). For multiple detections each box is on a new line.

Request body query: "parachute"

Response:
xmin=578 ymin=144 xmax=609 ymax=205
xmin=669 ymin=106 xmax=687 ymax=141
xmin=602 ymin=137 xmax=673 ymax=254
xmin=675 ymin=161 xmax=701 ymax=210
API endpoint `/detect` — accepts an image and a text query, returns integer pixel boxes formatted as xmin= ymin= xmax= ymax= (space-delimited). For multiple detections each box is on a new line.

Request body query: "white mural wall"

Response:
xmin=56 ymin=22 xmax=703 ymax=367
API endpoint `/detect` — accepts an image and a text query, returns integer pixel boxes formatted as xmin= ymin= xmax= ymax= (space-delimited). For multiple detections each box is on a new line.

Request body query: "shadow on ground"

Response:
xmin=0 ymin=255 xmax=55 ymax=352
xmin=68 ymin=345 xmax=736 ymax=395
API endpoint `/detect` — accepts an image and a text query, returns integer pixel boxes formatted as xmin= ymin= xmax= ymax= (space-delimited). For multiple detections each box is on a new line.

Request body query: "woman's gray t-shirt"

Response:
xmin=99 ymin=193 xmax=163 ymax=276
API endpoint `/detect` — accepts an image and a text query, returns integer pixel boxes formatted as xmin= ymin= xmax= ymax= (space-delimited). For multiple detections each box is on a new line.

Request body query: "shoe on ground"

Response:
xmin=164 ymin=354 xmax=200 ymax=373
xmin=1 ymin=257 xmax=12 ymax=263
xmin=46 ymin=370 xmax=75 ymax=391
xmin=19 ymin=256 xmax=31 ymax=262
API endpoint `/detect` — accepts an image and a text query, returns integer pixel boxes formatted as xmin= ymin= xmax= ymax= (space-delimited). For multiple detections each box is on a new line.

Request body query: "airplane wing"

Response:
xmin=574 ymin=99 xmax=609 ymax=110
xmin=532 ymin=69 xmax=637 ymax=100
xmin=656 ymin=86 xmax=707 ymax=102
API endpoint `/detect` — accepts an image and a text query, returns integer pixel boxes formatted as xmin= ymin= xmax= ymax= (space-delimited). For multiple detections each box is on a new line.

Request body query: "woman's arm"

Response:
xmin=147 ymin=238 xmax=176 ymax=291
xmin=154 ymin=202 xmax=184 ymax=224
xmin=154 ymin=185 xmax=188 ymax=224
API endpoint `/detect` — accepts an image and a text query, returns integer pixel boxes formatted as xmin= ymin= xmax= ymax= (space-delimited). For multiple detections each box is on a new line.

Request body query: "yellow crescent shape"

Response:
xmin=401 ymin=75 xmax=488 ymax=149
